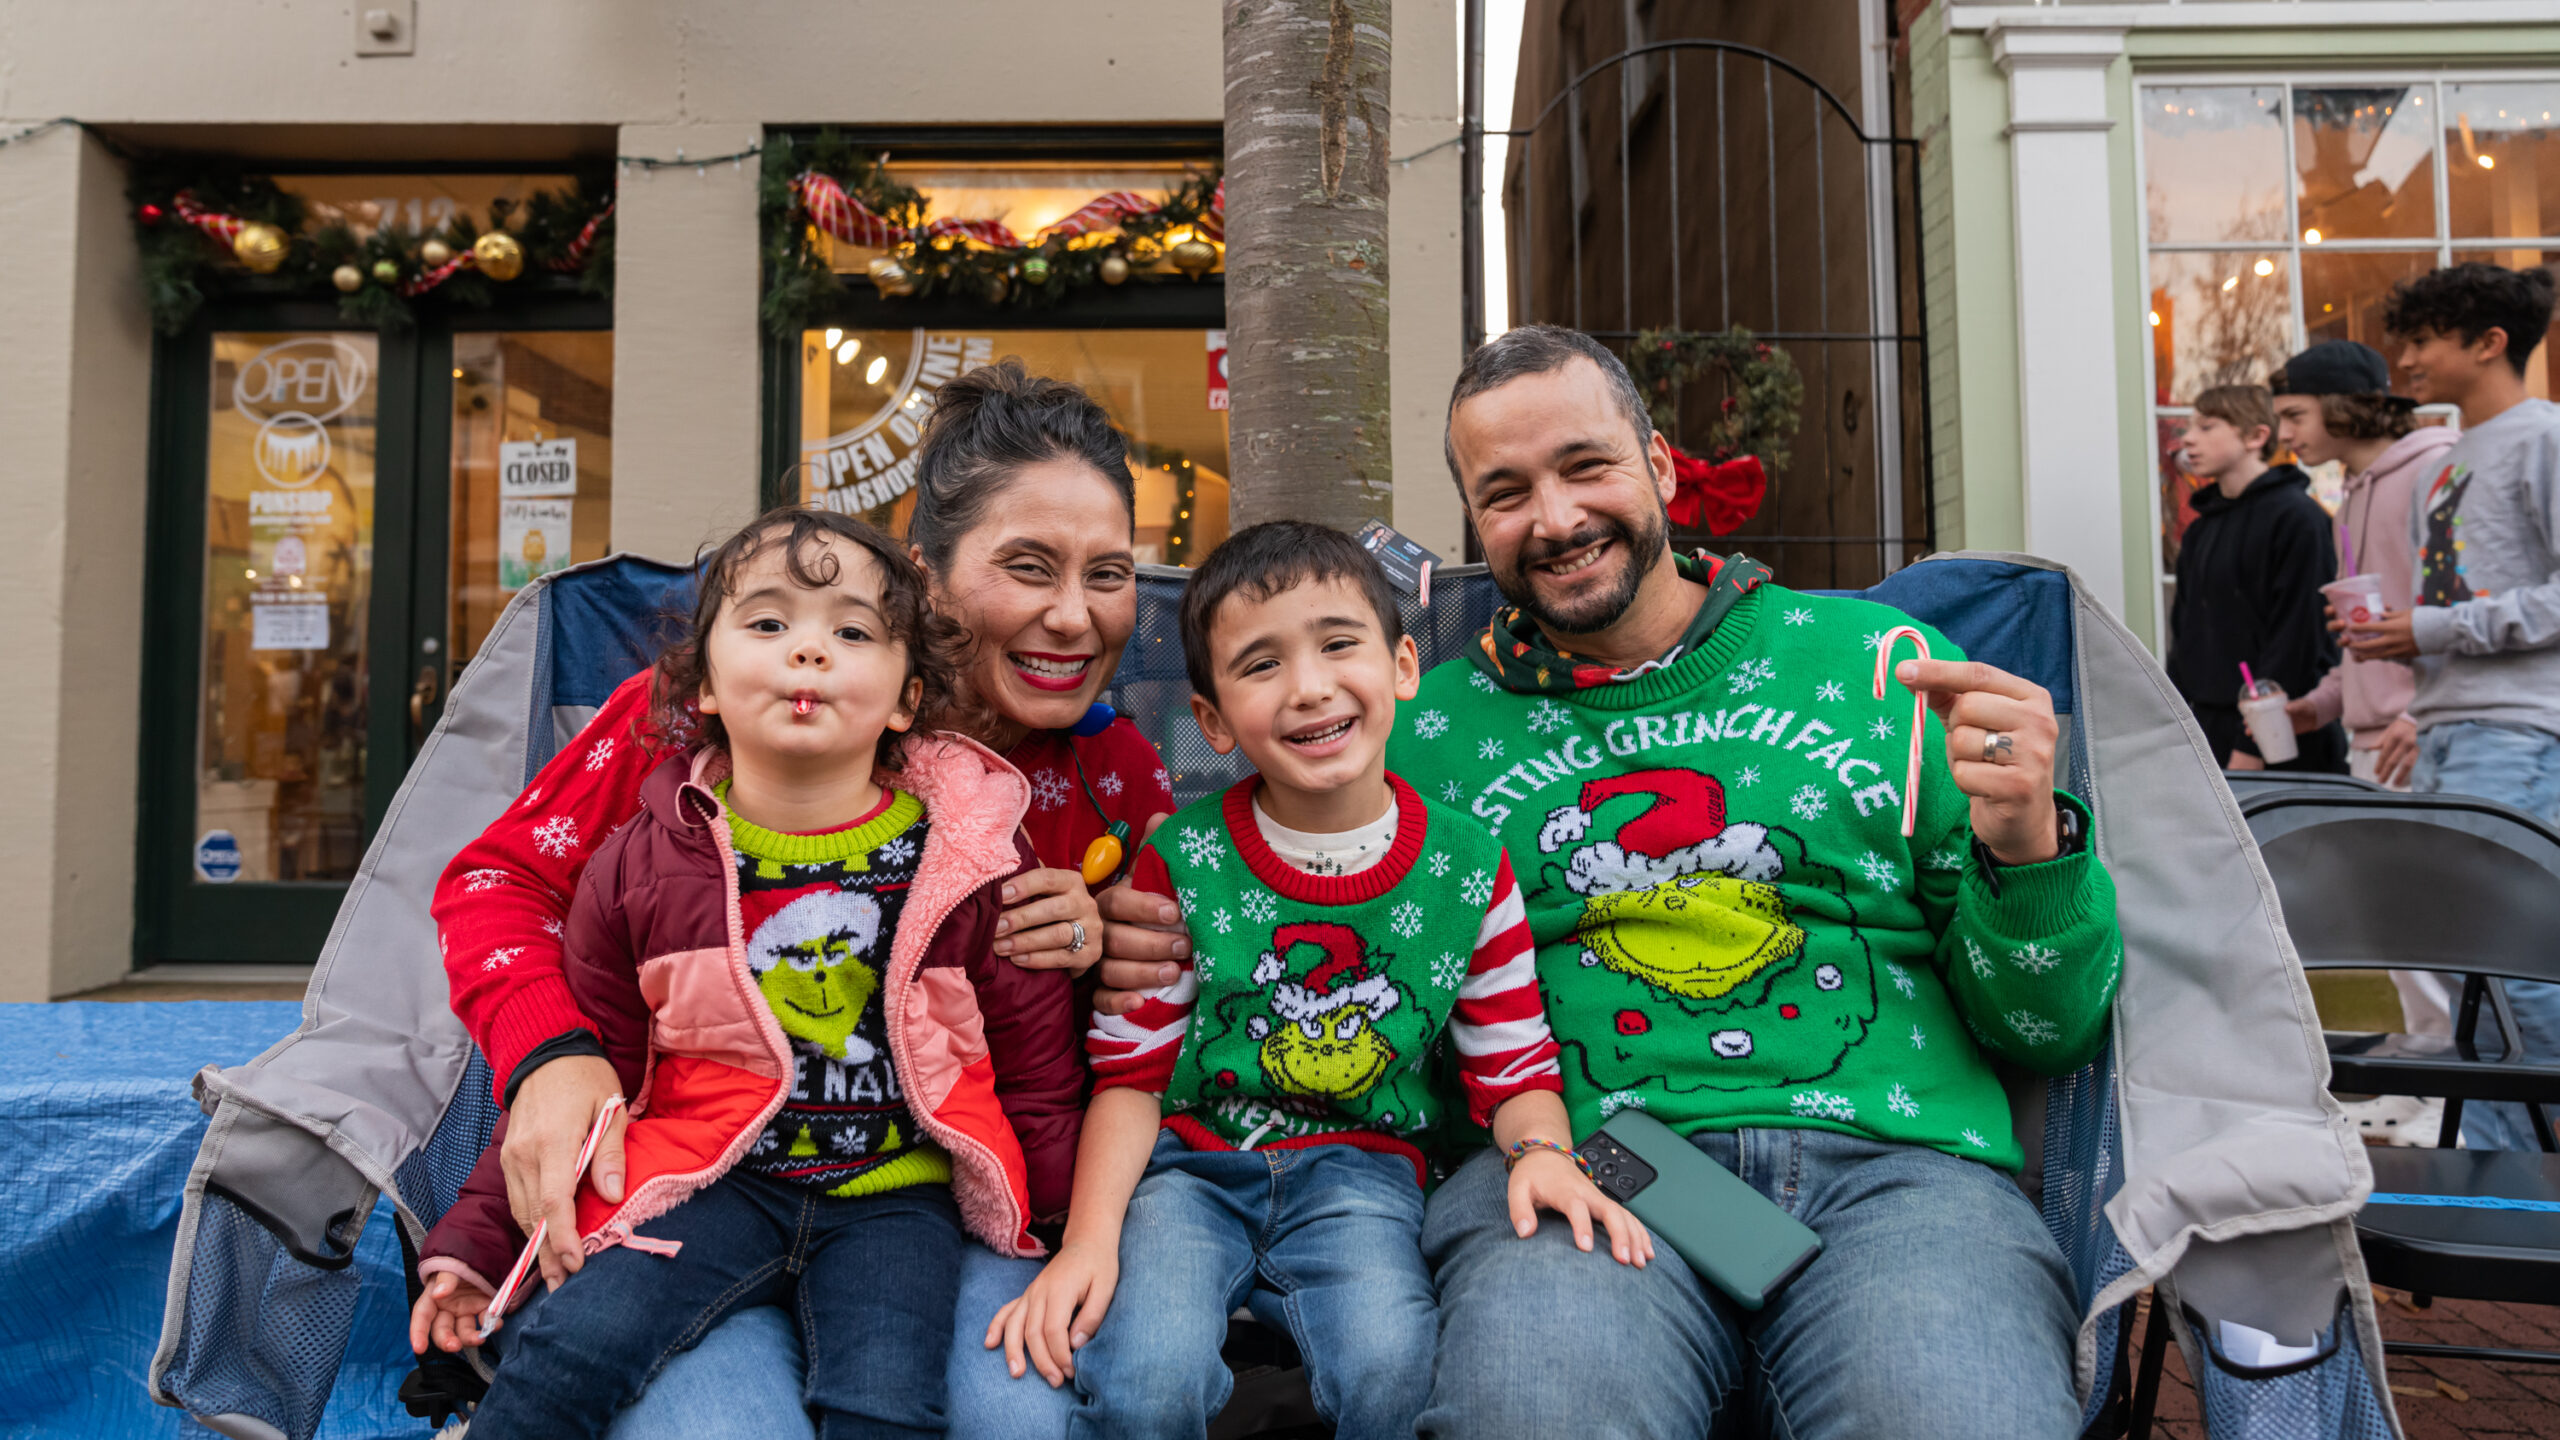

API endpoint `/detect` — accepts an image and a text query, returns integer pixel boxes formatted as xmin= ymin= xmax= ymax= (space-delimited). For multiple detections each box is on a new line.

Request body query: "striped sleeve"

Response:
xmin=1447 ymin=851 xmax=1563 ymax=1123
xmin=1086 ymin=846 xmax=1193 ymax=1095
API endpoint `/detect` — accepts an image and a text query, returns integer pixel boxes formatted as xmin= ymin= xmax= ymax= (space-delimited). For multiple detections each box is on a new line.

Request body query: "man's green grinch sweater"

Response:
xmin=1385 ymin=582 xmax=2122 ymax=1171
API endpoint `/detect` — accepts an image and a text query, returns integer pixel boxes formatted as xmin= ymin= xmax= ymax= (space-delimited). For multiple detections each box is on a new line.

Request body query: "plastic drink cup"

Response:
xmin=2322 ymin=573 xmax=2388 ymax=630
xmin=2237 ymin=678 xmax=2299 ymax=765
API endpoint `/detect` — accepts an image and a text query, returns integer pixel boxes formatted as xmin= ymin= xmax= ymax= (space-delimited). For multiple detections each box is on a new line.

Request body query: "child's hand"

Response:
xmin=1507 ymin=1148 xmax=1655 ymax=1268
xmin=985 ymin=1240 xmax=1119 ymax=1388
xmin=407 ymin=1271 xmax=498 ymax=1354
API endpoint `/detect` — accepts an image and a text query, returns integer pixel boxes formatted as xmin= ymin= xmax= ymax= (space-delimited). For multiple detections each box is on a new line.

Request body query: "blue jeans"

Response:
xmin=1064 ymin=1132 xmax=1437 ymax=1440
xmin=2414 ymin=719 xmax=2560 ymax=1150
xmin=1415 ymin=1131 xmax=2079 ymax=1440
xmin=477 ymin=1173 xmax=964 ymax=1440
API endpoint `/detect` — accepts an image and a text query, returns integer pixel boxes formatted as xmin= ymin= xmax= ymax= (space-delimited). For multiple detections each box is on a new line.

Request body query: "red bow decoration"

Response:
xmin=1664 ymin=444 xmax=1766 ymax=535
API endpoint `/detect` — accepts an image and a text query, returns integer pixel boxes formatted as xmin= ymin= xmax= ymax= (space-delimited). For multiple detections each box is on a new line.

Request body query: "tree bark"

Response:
xmin=1224 ymin=0 xmax=1394 ymax=531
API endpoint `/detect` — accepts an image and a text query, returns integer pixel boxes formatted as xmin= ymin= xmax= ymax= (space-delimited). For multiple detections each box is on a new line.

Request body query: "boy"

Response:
xmin=990 ymin=521 xmax=1648 ymax=1440
xmin=2167 ymin=383 xmax=2349 ymax=773
xmin=2356 ymin=262 xmax=2560 ymax=1149
xmin=2271 ymin=340 xmax=2453 ymax=790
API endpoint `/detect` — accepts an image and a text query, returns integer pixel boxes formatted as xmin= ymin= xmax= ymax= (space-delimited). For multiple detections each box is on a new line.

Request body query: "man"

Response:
xmin=2348 ymin=262 xmax=2560 ymax=1150
xmin=2270 ymin=340 xmax=2452 ymax=791
xmin=2166 ymin=383 xmax=2348 ymax=773
xmin=1100 ymin=326 xmax=2123 ymax=1437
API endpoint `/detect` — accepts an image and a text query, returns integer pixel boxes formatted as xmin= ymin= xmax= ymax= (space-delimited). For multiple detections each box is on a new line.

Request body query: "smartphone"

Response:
xmin=1578 ymin=1109 xmax=1821 ymax=1310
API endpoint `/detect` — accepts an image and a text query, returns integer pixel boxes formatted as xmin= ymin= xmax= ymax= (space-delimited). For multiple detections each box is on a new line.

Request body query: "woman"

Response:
xmin=428 ymin=361 xmax=1171 ymax=1440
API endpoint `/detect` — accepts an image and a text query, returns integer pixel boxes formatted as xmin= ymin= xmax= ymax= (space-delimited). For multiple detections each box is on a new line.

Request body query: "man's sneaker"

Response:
xmin=2339 ymin=1093 xmax=2448 ymax=1147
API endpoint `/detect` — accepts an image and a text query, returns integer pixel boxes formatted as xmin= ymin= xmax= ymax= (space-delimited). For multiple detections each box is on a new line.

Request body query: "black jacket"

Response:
xmin=2167 ymin=463 xmax=2349 ymax=771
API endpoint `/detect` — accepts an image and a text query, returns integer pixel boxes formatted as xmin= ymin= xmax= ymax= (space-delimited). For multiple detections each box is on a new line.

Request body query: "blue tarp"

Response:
xmin=0 ymin=1003 xmax=417 ymax=1440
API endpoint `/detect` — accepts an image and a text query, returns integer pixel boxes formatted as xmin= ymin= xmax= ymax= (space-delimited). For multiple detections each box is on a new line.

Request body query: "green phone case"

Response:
xmin=1579 ymin=1110 xmax=1822 ymax=1310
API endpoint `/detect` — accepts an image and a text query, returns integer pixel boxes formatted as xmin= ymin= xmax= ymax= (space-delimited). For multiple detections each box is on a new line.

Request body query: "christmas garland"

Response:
xmin=761 ymin=130 xmax=1223 ymax=338
xmin=129 ymin=164 xmax=615 ymax=335
xmin=1626 ymin=325 xmax=1804 ymax=476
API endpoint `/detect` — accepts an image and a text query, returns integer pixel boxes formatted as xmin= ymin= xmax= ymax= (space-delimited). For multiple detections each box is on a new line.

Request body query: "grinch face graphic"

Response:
xmin=746 ymin=889 xmax=885 ymax=1063
xmin=1536 ymin=767 xmax=1875 ymax=1095
xmin=1239 ymin=921 xmax=1408 ymax=1102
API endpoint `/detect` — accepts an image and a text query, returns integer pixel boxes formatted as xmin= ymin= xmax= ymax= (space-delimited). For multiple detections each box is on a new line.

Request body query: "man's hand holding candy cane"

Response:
xmin=1892 ymin=654 xmax=2064 ymax=866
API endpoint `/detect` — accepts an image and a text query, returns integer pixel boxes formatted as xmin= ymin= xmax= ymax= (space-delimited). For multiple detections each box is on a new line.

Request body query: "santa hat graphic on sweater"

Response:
xmin=1247 ymin=921 xmax=1403 ymax=1042
xmin=1539 ymin=768 xmax=1784 ymax=896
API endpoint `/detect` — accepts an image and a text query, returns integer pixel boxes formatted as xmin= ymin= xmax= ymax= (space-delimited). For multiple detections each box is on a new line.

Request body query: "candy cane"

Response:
xmin=1870 ymin=625 xmax=1932 ymax=838
xmin=482 ymin=1094 xmax=625 ymax=1331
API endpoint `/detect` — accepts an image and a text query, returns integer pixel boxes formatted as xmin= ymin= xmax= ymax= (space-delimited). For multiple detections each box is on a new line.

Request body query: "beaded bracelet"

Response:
xmin=1504 ymin=1137 xmax=1594 ymax=1180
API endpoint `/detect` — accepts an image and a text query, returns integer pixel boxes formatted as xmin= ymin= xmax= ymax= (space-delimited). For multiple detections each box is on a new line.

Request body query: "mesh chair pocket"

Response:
xmin=2187 ymin=1297 xmax=2396 ymax=1440
xmin=160 ymin=1190 xmax=365 ymax=1440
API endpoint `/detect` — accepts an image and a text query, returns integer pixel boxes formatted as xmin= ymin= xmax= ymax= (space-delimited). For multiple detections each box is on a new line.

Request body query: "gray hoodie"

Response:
xmin=2408 ymin=397 xmax=2560 ymax=737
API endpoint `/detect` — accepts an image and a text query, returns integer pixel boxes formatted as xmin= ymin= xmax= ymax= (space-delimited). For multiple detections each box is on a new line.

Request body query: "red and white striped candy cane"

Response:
xmin=548 ymin=198 xmax=616 ymax=272
xmin=1870 ymin=625 xmax=1931 ymax=837
xmin=481 ymin=1094 xmax=627 ymax=1330
xmin=171 ymin=190 xmax=244 ymax=246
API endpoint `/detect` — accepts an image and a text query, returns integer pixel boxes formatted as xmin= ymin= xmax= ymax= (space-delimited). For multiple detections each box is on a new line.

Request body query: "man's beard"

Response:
xmin=1491 ymin=503 xmax=1670 ymax=639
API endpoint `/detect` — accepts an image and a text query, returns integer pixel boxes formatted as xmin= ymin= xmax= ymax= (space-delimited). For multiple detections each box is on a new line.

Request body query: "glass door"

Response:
xmin=138 ymin=302 xmax=611 ymax=965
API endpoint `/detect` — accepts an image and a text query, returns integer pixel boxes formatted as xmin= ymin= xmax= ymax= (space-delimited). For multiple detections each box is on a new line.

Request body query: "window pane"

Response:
xmin=2296 ymin=86 xmax=2437 ymax=242
xmin=797 ymin=329 xmax=1231 ymax=565
xmin=2158 ymin=412 xmax=2206 ymax=574
xmin=201 ymin=333 xmax=378 ymax=884
xmin=2452 ymin=248 xmax=2560 ymax=400
xmin=2444 ymin=82 xmax=2560 ymax=240
xmin=2143 ymin=87 xmax=2289 ymax=245
xmin=821 ymin=161 xmax=1220 ymax=279
xmin=450 ymin=332 xmax=614 ymax=666
xmin=2148 ymin=251 xmax=2294 ymax=404
xmin=2301 ymin=248 xmax=2435 ymax=391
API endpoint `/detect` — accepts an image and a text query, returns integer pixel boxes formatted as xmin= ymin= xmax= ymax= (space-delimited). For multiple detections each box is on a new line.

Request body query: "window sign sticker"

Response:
xmin=499 ymin=437 xmax=578 ymax=498
xmin=1207 ymin=329 xmax=1229 ymax=411
xmin=499 ymin=498 xmax=575 ymax=590
xmin=195 ymin=830 xmax=243 ymax=883
xmin=251 ymin=600 xmax=331 ymax=651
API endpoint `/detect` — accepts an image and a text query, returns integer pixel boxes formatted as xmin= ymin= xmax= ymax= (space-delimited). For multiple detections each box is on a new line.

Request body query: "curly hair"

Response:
xmin=2384 ymin=263 xmax=2556 ymax=376
xmin=649 ymin=507 xmax=969 ymax=772
xmin=2265 ymin=379 xmax=2417 ymax=444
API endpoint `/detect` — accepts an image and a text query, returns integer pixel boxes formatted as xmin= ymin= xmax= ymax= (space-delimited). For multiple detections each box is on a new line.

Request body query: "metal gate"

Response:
xmin=1474 ymin=36 xmax=1932 ymax=591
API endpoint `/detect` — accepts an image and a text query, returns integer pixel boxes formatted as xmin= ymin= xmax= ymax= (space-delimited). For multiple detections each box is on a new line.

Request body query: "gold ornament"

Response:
xmin=331 ymin=264 xmax=364 ymax=293
xmin=371 ymin=258 xmax=401 ymax=284
xmin=1020 ymin=255 xmax=1051 ymax=286
xmin=472 ymin=230 xmax=526 ymax=282
xmin=1169 ymin=238 xmax=1219 ymax=278
xmin=232 ymin=222 xmax=289 ymax=275
xmin=867 ymin=255 xmax=915 ymax=297
xmin=1098 ymin=254 xmax=1131 ymax=286
xmin=420 ymin=237 xmax=453 ymax=267
xmin=1126 ymin=235 xmax=1163 ymax=265
xmin=983 ymin=272 xmax=1010 ymax=304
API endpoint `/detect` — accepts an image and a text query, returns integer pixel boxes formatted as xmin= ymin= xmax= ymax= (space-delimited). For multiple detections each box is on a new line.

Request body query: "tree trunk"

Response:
xmin=1224 ymin=0 xmax=1394 ymax=531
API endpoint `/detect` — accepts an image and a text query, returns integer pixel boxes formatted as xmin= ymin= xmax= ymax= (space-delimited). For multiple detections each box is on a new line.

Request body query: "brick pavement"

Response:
xmin=2131 ymin=1288 xmax=2560 ymax=1438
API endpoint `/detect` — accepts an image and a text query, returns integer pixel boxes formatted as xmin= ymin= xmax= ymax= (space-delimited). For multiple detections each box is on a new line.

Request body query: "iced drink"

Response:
xmin=2238 ymin=678 xmax=2299 ymax=765
xmin=2322 ymin=573 xmax=2387 ymax=630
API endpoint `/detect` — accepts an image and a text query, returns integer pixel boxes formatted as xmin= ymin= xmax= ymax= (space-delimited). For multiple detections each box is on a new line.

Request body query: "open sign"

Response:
xmin=232 ymin=337 xmax=373 ymax=424
xmin=500 ymin=438 xmax=579 ymax=498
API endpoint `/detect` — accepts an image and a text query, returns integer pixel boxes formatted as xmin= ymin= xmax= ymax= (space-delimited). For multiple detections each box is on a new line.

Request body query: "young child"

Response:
xmin=408 ymin=508 xmax=1086 ymax=1438
xmin=2166 ymin=383 xmax=2348 ymax=772
xmin=2359 ymin=262 xmax=2560 ymax=1148
xmin=989 ymin=522 xmax=1650 ymax=1439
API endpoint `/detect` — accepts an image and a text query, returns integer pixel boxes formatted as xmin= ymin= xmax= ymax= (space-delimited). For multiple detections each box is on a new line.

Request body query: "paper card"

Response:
xmin=251 ymin=601 xmax=330 ymax=651
xmin=500 ymin=499 xmax=574 ymax=590
xmin=500 ymin=438 xmax=579 ymax=498
xmin=1353 ymin=518 xmax=1447 ymax=600
xmin=1207 ymin=330 xmax=1229 ymax=412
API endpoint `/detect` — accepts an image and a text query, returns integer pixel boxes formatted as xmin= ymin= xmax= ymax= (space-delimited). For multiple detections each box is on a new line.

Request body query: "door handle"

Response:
xmin=410 ymin=664 xmax=441 ymax=728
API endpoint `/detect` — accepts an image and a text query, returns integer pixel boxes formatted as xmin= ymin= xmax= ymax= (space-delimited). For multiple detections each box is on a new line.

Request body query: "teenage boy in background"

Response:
xmin=2353 ymin=262 xmax=2560 ymax=1150
xmin=2273 ymin=340 xmax=2454 ymax=790
xmin=2167 ymin=384 xmax=2350 ymax=773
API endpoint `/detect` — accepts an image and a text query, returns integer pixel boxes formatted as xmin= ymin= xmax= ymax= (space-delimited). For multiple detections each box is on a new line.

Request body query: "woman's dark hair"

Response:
xmin=907 ymin=358 xmax=1136 ymax=575
xmin=2384 ymin=263 xmax=2557 ymax=376
xmin=2265 ymin=368 xmax=2418 ymax=444
xmin=650 ymin=506 xmax=968 ymax=772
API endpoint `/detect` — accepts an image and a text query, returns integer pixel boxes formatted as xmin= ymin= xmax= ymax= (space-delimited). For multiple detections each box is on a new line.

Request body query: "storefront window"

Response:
xmin=796 ymin=327 xmax=1231 ymax=565
xmin=199 ymin=333 xmax=378 ymax=883
xmin=2140 ymin=73 xmax=2560 ymax=613
xmin=450 ymin=332 xmax=615 ymax=664
xmin=275 ymin=173 xmax=578 ymax=239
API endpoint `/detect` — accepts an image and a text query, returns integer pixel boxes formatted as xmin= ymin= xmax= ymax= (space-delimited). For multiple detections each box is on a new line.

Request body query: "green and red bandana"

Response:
xmin=1469 ymin=550 xmax=1771 ymax=695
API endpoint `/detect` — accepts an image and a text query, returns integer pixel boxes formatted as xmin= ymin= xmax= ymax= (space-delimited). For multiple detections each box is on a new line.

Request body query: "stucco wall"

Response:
xmin=0 ymin=1 xmax=1464 ymax=992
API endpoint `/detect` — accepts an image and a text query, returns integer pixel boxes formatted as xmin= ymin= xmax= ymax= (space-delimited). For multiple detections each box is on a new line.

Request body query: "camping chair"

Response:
xmin=153 ymin=550 xmax=2395 ymax=1439
xmin=2231 ymin=789 xmax=2560 ymax=1368
xmin=2221 ymin=770 xmax=2383 ymax=799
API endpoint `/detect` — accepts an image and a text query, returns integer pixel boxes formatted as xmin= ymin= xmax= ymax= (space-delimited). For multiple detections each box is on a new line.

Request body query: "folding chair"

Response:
xmin=155 ymin=552 xmax=2396 ymax=1439
xmin=2239 ymin=789 xmax=2560 ymax=1368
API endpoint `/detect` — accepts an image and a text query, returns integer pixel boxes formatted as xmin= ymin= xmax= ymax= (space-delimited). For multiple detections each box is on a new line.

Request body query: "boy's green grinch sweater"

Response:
xmin=1384 ymin=582 xmax=2122 ymax=1170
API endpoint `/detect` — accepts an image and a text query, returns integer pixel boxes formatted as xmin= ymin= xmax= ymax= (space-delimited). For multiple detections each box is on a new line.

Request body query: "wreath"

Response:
xmin=760 ymin=129 xmax=1223 ymax=338
xmin=129 ymin=164 xmax=615 ymax=335
xmin=1625 ymin=326 xmax=1804 ymax=535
